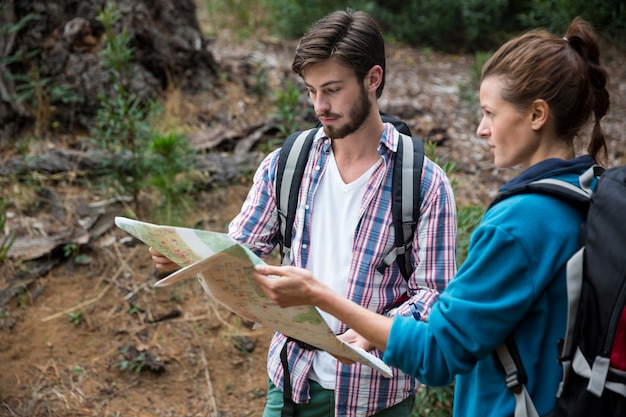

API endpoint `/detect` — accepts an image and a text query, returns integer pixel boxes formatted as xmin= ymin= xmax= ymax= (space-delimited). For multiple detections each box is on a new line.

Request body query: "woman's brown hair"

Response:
xmin=481 ymin=17 xmax=610 ymax=164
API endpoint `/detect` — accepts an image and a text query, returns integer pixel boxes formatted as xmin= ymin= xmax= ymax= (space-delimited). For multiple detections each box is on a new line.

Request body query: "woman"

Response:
xmin=252 ymin=17 xmax=610 ymax=417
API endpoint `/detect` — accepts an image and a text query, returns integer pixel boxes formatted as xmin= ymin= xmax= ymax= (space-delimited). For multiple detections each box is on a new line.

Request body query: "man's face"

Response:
xmin=302 ymin=60 xmax=372 ymax=140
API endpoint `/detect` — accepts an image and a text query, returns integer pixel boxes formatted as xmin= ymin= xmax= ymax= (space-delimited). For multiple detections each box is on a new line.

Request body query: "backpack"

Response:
xmin=275 ymin=114 xmax=424 ymax=416
xmin=275 ymin=113 xmax=424 ymax=281
xmin=490 ymin=165 xmax=626 ymax=417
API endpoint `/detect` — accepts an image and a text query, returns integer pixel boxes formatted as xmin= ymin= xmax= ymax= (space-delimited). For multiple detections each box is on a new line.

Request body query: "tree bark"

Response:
xmin=1 ymin=0 xmax=221 ymax=136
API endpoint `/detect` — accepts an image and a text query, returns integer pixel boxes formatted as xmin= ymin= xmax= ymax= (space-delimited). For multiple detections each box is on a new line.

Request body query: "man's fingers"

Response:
xmin=330 ymin=354 xmax=355 ymax=365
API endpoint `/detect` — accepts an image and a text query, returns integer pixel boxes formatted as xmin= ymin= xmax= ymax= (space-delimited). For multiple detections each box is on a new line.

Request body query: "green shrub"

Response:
xmin=518 ymin=0 xmax=626 ymax=44
xmin=266 ymin=0 xmax=354 ymax=39
xmin=257 ymin=0 xmax=624 ymax=52
xmin=91 ymin=4 xmax=199 ymax=224
xmin=91 ymin=3 xmax=156 ymax=218
xmin=370 ymin=0 xmax=517 ymax=52
xmin=148 ymin=133 xmax=197 ymax=225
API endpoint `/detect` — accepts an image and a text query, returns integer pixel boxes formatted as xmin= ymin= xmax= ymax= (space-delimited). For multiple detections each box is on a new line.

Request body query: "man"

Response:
xmin=152 ymin=9 xmax=457 ymax=417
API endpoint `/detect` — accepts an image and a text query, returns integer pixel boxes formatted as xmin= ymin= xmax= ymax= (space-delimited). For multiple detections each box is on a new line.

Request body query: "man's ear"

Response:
xmin=366 ymin=65 xmax=383 ymax=93
xmin=530 ymin=99 xmax=550 ymax=130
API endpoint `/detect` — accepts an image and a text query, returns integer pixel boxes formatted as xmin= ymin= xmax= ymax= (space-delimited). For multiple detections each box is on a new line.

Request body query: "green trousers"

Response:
xmin=263 ymin=378 xmax=415 ymax=417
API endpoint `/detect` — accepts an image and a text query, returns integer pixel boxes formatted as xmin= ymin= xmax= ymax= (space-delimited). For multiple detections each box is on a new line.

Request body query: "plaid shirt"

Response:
xmin=229 ymin=123 xmax=457 ymax=416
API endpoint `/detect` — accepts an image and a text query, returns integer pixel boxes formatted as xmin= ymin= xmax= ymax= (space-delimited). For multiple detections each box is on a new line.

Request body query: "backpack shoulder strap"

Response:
xmin=376 ymin=133 xmax=425 ymax=281
xmin=494 ymin=338 xmax=540 ymax=417
xmin=380 ymin=111 xmax=412 ymax=136
xmin=489 ymin=165 xmax=603 ymax=211
xmin=489 ymin=180 xmax=590 ymax=212
xmin=275 ymin=128 xmax=318 ymax=264
xmin=278 ymin=128 xmax=425 ymax=281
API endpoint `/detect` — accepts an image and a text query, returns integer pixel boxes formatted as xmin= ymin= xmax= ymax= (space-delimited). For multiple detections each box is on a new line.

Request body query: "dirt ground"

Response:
xmin=0 ymin=181 xmax=275 ymax=417
xmin=1 ymin=18 xmax=625 ymax=417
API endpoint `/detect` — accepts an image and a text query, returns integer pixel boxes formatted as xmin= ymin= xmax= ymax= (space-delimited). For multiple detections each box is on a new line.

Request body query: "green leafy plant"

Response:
xmin=17 ymin=287 xmax=28 ymax=309
xmin=257 ymin=79 xmax=308 ymax=154
xmin=62 ymin=243 xmax=92 ymax=265
xmin=128 ymin=304 xmax=140 ymax=315
xmin=412 ymin=384 xmax=455 ymax=417
xmin=11 ymin=64 xmax=79 ymax=138
xmin=93 ymin=4 xmax=199 ymax=223
xmin=274 ymin=80 xmax=303 ymax=139
xmin=456 ymin=204 xmax=485 ymax=265
xmin=116 ymin=345 xmax=146 ymax=373
xmin=73 ymin=253 xmax=91 ymax=265
xmin=68 ymin=311 xmax=83 ymax=325
xmin=148 ymin=133 xmax=197 ymax=225
xmin=92 ymin=3 xmax=157 ymax=219
xmin=261 ymin=0 xmax=624 ymax=53
xmin=248 ymin=61 xmax=269 ymax=99
xmin=71 ymin=365 xmax=85 ymax=376
xmin=264 ymin=0 xmax=348 ymax=40
xmin=518 ymin=0 xmax=626 ymax=45
xmin=63 ymin=243 xmax=78 ymax=258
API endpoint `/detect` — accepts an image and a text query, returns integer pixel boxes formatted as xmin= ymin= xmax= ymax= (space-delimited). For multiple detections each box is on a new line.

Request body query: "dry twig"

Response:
xmin=199 ymin=346 xmax=219 ymax=417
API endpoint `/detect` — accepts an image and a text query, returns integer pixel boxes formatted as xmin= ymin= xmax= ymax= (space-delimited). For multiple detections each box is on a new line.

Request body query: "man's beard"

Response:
xmin=322 ymin=88 xmax=371 ymax=140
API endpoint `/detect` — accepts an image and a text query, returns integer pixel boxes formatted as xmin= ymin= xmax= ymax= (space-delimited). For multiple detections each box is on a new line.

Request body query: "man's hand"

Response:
xmin=332 ymin=329 xmax=375 ymax=365
xmin=149 ymin=247 xmax=179 ymax=273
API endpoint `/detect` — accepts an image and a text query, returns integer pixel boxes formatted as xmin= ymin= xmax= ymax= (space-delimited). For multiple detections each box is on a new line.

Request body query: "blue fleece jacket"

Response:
xmin=383 ymin=156 xmax=594 ymax=417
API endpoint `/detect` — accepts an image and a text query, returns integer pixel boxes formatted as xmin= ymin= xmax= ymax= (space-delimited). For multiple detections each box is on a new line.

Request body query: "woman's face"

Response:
xmin=476 ymin=76 xmax=540 ymax=169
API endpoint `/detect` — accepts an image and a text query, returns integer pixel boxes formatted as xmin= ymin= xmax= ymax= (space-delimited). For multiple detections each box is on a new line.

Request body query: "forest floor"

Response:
xmin=0 ymin=20 xmax=625 ymax=417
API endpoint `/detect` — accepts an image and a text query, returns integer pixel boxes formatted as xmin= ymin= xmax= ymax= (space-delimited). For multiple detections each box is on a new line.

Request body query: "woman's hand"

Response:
xmin=252 ymin=264 xmax=328 ymax=308
xmin=252 ymin=264 xmax=393 ymax=352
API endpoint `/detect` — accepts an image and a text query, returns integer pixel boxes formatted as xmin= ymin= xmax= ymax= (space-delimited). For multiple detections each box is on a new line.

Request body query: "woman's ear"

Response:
xmin=530 ymin=99 xmax=550 ymax=130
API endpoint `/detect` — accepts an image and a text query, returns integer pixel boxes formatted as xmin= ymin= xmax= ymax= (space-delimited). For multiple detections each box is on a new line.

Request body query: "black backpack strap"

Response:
xmin=279 ymin=337 xmax=318 ymax=417
xmin=276 ymin=128 xmax=318 ymax=265
xmin=376 ymin=133 xmax=425 ymax=281
xmin=380 ymin=111 xmax=412 ymax=136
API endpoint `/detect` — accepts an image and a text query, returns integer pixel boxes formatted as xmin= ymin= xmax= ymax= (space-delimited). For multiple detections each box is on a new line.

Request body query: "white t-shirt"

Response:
xmin=307 ymin=150 xmax=382 ymax=388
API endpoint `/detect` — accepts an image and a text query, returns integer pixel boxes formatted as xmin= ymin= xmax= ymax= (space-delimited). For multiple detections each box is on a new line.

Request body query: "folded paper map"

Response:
xmin=114 ymin=217 xmax=392 ymax=377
